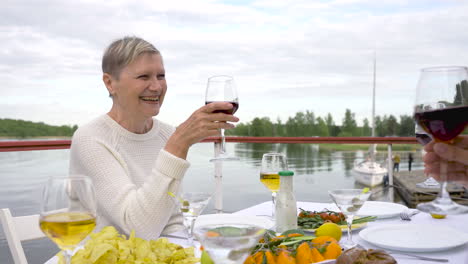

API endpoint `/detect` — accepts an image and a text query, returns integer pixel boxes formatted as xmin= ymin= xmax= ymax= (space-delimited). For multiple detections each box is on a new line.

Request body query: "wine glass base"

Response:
xmin=341 ymin=239 xmax=358 ymax=250
xmin=417 ymin=199 xmax=468 ymax=215
xmin=210 ymin=155 xmax=240 ymax=162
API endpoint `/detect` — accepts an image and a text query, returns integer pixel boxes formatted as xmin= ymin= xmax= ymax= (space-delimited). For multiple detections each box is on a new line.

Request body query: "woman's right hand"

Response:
xmin=424 ymin=135 xmax=468 ymax=187
xmin=165 ymin=102 xmax=239 ymax=159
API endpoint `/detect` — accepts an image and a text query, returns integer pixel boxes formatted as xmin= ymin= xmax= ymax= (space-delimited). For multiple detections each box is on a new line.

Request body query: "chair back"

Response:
xmin=0 ymin=208 xmax=45 ymax=264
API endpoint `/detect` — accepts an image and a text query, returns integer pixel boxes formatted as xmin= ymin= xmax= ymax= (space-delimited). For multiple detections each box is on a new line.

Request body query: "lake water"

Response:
xmin=0 ymin=142 xmax=423 ymax=264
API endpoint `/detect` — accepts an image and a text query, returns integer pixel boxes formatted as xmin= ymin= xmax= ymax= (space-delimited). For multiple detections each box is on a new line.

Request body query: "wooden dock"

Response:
xmin=393 ymin=170 xmax=468 ymax=208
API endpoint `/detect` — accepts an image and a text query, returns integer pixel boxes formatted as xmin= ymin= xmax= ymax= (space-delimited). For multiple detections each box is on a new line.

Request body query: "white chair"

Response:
xmin=0 ymin=208 xmax=46 ymax=264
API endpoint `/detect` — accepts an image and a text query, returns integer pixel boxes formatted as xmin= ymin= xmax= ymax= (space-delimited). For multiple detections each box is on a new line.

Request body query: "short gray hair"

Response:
xmin=102 ymin=36 xmax=160 ymax=79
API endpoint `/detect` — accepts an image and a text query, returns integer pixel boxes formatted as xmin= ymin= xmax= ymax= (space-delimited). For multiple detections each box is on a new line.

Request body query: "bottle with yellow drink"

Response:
xmin=260 ymin=153 xmax=288 ymax=219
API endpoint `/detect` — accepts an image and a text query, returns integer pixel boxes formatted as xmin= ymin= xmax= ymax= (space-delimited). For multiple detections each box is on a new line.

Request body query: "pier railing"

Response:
xmin=0 ymin=136 xmax=417 ymax=152
xmin=0 ymin=137 xmax=418 ymax=211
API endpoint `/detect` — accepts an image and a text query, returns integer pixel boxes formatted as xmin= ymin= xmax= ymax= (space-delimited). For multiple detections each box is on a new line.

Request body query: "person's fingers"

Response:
xmin=423 ymin=151 xmax=440 ymax=163
xmin=453 ymin=135 xmax=468 ymax=148
xmin=203 ymin=113 xmax=239 ymax=123
xmin=446 ymin=171 xmax=468 ymax=182
xmin=424 ymin=140 xmax=435 ymax=152
xmin=203 ymin=101 xmax=235 ymax=113
xmin=433 ymin=142 xmax=468 ymax=166
xmin=424 ymin=161 xmax=440 ymax=174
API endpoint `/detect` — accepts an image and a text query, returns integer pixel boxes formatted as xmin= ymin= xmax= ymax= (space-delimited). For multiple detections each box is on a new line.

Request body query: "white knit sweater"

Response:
xmin=69 ymin=114 xmax=189 ymax=239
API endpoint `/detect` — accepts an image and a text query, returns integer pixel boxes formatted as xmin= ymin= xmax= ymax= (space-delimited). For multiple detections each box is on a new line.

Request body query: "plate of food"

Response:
xmin=244 ymin=229 xmax=342 ymax=264
xmin=297 ymin=209 xmax=376 ymax=232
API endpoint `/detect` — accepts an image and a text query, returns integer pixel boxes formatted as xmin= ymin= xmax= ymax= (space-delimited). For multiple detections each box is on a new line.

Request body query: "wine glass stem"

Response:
xmin=346 ymin=215 xmax=354 ymax=245
xmin=220 ymin=128 xmax=226 ymax=154
xmin=271 ymin=192 xmax=277 ymax=219
xmin=63 ymin=249 xmax=73 ymax=264
xmin=438 ymin=160 xmax=452 ymax=203
xmin=185 ymin=217 xmax=196 ymax=246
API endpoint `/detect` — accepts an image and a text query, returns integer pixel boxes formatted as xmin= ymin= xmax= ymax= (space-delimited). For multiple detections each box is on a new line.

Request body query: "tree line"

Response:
xmin=226 ymin=109 xmax=415 ymax=137
xmin=0 ymin=118 xmax=78 ymax=138
xmin=1 ymin=108 xmax=415 ymax=138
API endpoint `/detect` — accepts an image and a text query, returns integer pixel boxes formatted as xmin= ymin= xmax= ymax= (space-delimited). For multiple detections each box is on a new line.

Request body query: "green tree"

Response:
xmin=0 ymin=118 xmax=78 ymax=138
xmin=362 ymin=118 xmax=371 ymax=136
xmin=398 ymin=115 xmax=414 ymax=136
xmin=374 ymin=116 xmax=384 ymax=136
xmin=325 ymin=113 xmax=338 ymax=136
xmin=384 ymin=115 xmax=399 ymax=136
xmin=339 ymin=109 xmax=358 ymax=136
xmin=315 ymin=117 xmax=329 ymax=136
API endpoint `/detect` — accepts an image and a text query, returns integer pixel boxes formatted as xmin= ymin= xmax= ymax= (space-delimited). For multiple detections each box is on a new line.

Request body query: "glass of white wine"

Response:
xmin=39 ymin=175 xmax=97 ymax=264
xmin=260 ymin=153 xmax=288 ymax=219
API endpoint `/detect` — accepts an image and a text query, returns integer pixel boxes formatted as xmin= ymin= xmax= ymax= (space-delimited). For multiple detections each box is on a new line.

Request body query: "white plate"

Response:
xmin=357 ymin=201 xmax=408 ymax=219
xmin=359 ymin=224 xmax=468 ymax=252
xmin=195 ymin=214 xmax=274 ymax=230
xmin=328 ymin=201 xmax=407 ymax=219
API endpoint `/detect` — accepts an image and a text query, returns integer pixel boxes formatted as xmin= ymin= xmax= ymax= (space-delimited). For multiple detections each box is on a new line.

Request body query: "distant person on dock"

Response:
xmin=392 ymin=154 xmax=400 ymax=172
xmin=408 ymin=152 xmax=414 ymax=171
xmin=424 ymin=135 xmax=468 ymax=188
xmin=69 ymin=36 xmax=239 ymax=239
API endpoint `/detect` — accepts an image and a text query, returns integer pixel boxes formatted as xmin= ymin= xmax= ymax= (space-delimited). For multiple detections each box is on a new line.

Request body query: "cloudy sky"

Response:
xmin=2 ymin=0 xmax=468 ymax=127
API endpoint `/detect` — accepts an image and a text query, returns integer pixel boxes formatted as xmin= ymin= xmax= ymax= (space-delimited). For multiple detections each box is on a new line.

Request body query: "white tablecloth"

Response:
xmin=235 ymin=201 xmax=468 ymax=264
xmin=45 ymin=201 xmax=468 ymax=264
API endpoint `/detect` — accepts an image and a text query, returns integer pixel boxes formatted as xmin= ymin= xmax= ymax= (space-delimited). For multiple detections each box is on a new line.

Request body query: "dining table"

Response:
xmin=45 ymin=200 xmax=468 ymax=264
xmin=235 ymin=201 xmax=468 ymax=264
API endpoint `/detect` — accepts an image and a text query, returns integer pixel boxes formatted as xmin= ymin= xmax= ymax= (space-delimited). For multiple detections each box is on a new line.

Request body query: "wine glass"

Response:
xmin=260 ymin=152 xmax=288 ymax=219
xmin=205 ymin=75 xmax=239 ymax=162
xmin=170 ymin=192 xmax=212 ymax=245
xmin=328 ymin=189 xmax=371 ymax=249
xmin=415 ymin=123 xmax=433 ymax=146
xmin=39 ymin=175 xmax=97 ymax=264
xmin=193 ymin=214 xmax=272 ymax=264
xmin=413 ymin=66 xmax=468 ymax=215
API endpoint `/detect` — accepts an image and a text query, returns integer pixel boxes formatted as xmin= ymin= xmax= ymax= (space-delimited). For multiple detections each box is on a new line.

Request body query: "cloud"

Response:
xmin=1 ymin=0 xmax=468 ymax=128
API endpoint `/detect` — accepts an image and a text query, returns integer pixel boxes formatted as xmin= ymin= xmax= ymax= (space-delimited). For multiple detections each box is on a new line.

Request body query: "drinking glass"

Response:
xmin=260 ymin=153 xmax=288 ymax=219
xmin=415 ymin=124 xmax=432 ymax=146
xmin=205 ymin=75 xmax=239 ymax=162
xmin=172 ymin=192 xmax=212 ymax=245
xmin=193 ymin=214 xmax=272 ymax=264
xmin=39 ymin=175 xmax=97 ymax=264
xmin=413 ymin=66 xmax=468 ymax=214
xmin=328 ymin=189 xmax=371 ymax=249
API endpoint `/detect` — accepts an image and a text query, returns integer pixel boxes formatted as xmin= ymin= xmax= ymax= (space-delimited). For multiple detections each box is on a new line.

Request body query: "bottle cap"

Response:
xmin=278 ymin=170 xmax=294 ymax=176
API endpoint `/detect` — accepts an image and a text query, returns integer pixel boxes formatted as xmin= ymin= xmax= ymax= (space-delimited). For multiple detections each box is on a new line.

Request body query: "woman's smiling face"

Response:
xmin=109 ymin=52 xmax=167 ymax=121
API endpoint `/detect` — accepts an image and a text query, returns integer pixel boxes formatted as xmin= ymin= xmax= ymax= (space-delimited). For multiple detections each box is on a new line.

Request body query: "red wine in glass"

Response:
xmin=205 ymin=101 xmax=239 ymax=115
xmin=414 ymin=106 xmax=468 ymax=142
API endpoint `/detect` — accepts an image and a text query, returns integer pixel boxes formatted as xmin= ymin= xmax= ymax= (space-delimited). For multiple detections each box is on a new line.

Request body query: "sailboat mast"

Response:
xmin=371 ymin=51 xmax=376 ymax=138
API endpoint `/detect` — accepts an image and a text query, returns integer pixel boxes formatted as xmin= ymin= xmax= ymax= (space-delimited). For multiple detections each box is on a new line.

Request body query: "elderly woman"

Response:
xmin=69 ymin=36 xmax=238 ymax=239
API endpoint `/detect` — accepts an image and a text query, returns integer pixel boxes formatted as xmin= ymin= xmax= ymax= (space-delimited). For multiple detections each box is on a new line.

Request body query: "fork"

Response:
xmin=400 ymin=209 xmax=419 ymax=221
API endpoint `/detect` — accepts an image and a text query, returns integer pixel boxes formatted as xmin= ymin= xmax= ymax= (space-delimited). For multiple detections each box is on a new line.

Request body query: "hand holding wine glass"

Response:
xmin=39 ymin=175 xmax=97 ymax=264
xmin=205 ymin=75 xmax=239 ymax=161
xmin=423 ymin=135 xmax=468 ymax=187
xmin=414 ymin=65 xmax=468 ymax=214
